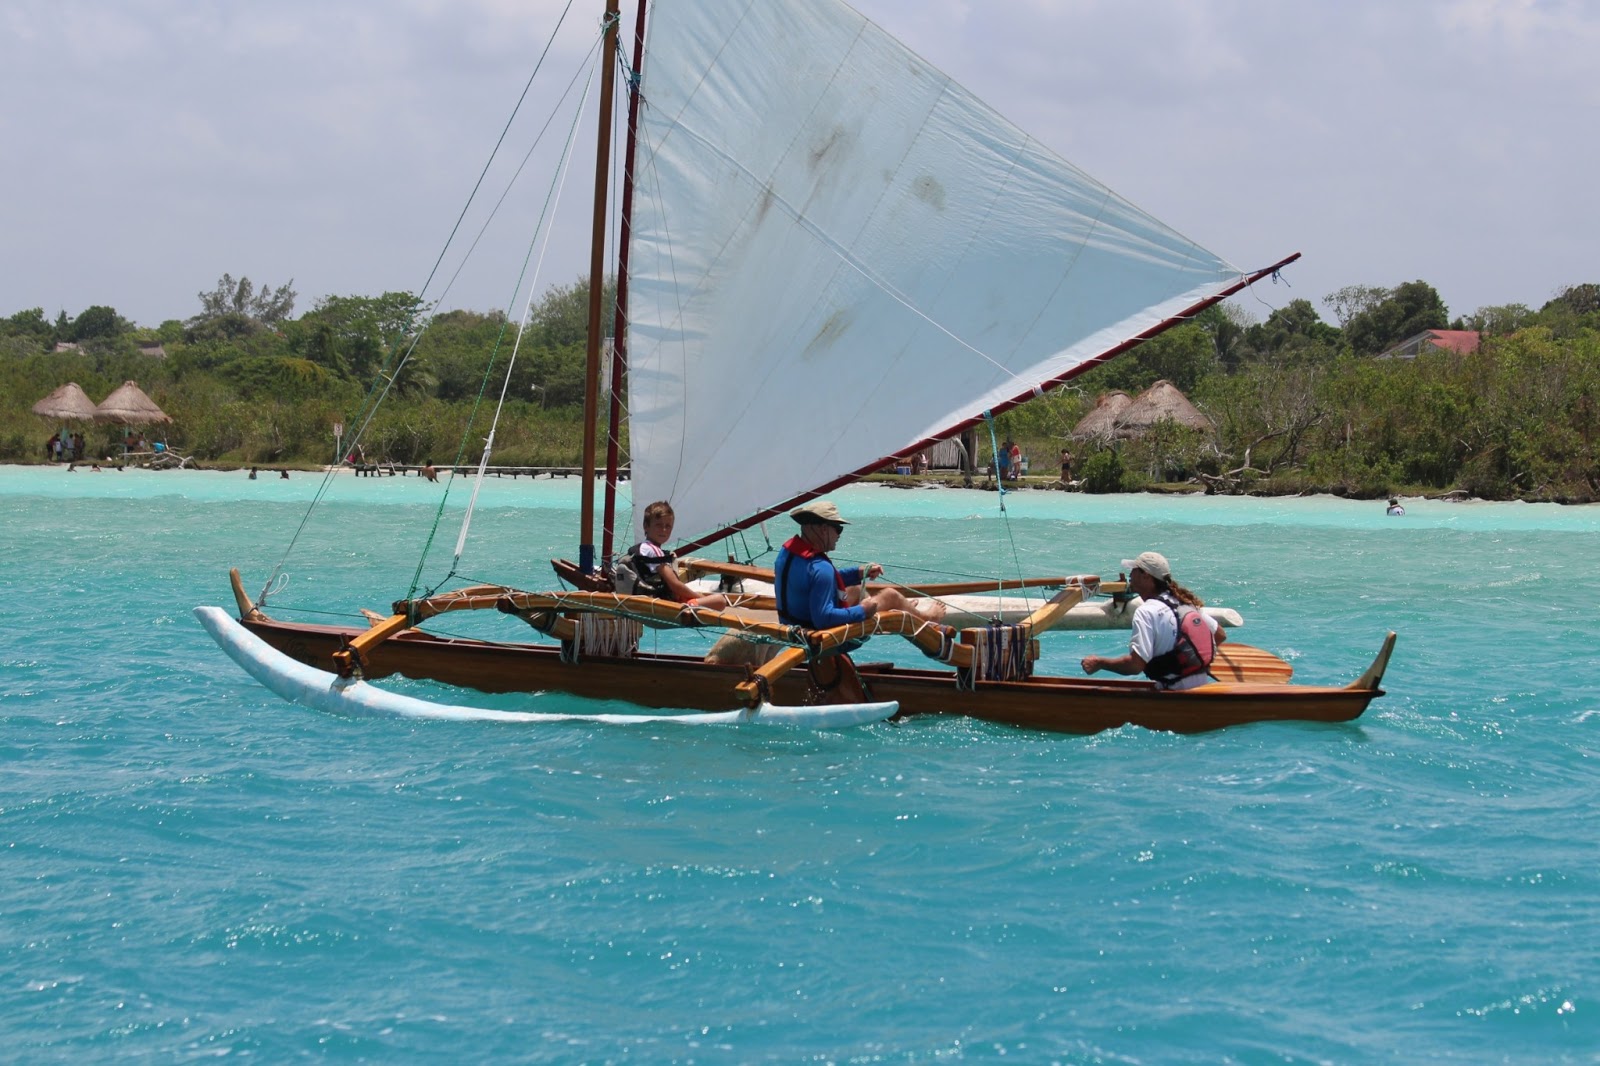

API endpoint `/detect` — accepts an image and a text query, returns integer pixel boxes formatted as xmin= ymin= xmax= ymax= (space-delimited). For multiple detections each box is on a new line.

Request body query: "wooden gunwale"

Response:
xmin=236 ymin=613 xmax=1387 ymax=735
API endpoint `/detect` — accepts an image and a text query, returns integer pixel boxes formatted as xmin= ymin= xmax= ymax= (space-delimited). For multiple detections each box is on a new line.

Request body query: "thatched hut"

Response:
xmin=1113 ymin=380 xmax=1211 ymax=438
xmin=94 ymin=381 xmax=172 ymax=426
xmin=32 ymin=382 xmax=99 ymax=422
xmin=927 ymin=436 xmax=968 ymax=470
xmin=1070 ymin=391 xmax=1132 ymax=440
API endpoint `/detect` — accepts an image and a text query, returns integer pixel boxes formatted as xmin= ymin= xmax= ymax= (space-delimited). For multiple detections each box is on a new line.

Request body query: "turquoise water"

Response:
xmin=4 ymin=465 xmax=1598 ymax=1062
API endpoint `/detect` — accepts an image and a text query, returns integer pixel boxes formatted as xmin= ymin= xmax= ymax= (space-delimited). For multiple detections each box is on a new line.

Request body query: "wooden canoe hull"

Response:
xmin=238 ymin=616 xmax=1383 ymax=735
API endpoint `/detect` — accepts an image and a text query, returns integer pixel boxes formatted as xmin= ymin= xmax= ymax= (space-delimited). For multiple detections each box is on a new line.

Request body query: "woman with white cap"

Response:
xmin=1081 ymin=551 xmax=1218 ymax=690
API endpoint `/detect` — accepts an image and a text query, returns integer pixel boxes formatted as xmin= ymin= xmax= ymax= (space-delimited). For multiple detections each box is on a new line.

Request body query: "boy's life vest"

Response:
xmin=614 ymin=540 xmax=673 ymax=597
xmin=1141 ymin=590 xmax=1216 ymax=686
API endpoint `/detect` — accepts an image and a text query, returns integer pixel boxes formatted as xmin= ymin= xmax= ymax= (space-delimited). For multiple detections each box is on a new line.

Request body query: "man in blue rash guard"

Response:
xmin=773 ymin=500 xmax=945 ymax=629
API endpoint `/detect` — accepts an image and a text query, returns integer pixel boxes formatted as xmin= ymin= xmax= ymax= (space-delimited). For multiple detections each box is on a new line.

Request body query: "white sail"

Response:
xmin=626 ymin=0 xmax=1244 ymax=543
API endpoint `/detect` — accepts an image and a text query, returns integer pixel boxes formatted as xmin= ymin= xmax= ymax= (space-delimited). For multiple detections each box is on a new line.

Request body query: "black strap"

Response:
xmin=774 ymin=551 xmax=799 ymax=625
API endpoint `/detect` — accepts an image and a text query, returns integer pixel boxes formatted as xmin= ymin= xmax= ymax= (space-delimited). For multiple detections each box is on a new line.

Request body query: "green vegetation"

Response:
xmin=2 ymin=275 xmax=612 ymax=469
xmin=5 ymin=275 xmax=1598 ymax=502
xmin=985 ymin=282 xmax=1600 ymax=502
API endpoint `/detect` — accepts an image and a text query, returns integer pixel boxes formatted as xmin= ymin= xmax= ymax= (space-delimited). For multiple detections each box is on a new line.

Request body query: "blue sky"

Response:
xmin=4 ymin=0 xmax=1595 ymax=328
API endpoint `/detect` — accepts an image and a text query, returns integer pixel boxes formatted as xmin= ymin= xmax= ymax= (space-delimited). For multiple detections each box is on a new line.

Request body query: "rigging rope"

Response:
xmin=255 ymin=1 xmax=582 ymax=608
xmin=404 ymin=27 xmax=612 ymax=601
xmin=446 ymin=62 xmax=600 ymax=578
xmin=981 ymin=410 xmax=1033 ymax=606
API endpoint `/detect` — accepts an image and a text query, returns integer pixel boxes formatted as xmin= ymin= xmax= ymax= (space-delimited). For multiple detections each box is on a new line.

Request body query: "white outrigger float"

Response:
xmin=195 ymin=606 xmax=896 ymax=728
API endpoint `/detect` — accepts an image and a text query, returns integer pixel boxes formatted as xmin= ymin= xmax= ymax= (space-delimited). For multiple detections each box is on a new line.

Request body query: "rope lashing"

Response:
xmin=969 ymin=623 xmax=1034 ymax=682
xmin=561 ymin=614 xmax=643 ymax=663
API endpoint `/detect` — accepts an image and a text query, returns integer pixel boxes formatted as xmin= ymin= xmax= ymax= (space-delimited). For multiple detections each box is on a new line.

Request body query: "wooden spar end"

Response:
xmin=1013 ymin=586 xmax=1085 ymax=638
xmin=734 ymin=646 xmax=809 ymax=707
xmin=1347 ymin=631 xmax=1397 ymax=692
xmin=550 ymin=558 xmax=613 ymax=592
xmin=332 ymin=611 xmax=413 ymax=676
xmin=396 ymin=585 xmax=514 ymax=621
xmin=229 ymin=568 xmax=265 ymax=621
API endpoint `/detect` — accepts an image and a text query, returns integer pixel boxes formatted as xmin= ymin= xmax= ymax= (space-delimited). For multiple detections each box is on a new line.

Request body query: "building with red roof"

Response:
xmin=1375 ymin=329 xmax=1481 ymax=360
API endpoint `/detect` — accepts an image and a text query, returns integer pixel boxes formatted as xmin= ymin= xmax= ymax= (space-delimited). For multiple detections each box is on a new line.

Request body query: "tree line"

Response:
xmin=1 ymin=274 xmax=609 ymax=469
xmin=3 ymin=274 xmax=1597 ymax=501
xmin=999 ymin=280 xmax=1600 ymax=502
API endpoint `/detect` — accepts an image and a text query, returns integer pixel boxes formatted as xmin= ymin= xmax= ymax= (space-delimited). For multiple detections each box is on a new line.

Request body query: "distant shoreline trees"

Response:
xmin=3 ymin=274 xmax=1596 ymax=502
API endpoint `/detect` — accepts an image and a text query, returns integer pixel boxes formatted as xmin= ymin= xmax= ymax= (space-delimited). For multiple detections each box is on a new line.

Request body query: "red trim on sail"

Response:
xmin=675 ymin=252 xmax=1301 ymax=555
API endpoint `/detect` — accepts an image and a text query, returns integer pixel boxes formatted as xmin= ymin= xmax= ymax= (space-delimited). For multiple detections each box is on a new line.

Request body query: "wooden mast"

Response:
xmin=601 ymin=0 xmax=649 ymax=570
xmin=579 ymin=0 xmax=623 ymax=575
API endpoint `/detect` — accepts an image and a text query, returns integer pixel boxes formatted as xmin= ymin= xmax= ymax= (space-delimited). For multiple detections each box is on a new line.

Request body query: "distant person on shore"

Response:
xmin=46 ymin=433 xmax=60 ymax=462
xmin=1060 ymin=448 xmax=1074 ymax=483
xmin=995 ymin=441 xmax=1011 ymax=481
xmin=1009 ymin=441 xmax=1022 ymax=479
xmin=616 ymin=500 xmax=728 ymax=610
xmin=421 ymin=460 xmax=439 ymax=483
xmin=1386 ymin=497 xmax=1405 ymax=516
xmin=1081 ymin=551 xmax=1218 ymax=690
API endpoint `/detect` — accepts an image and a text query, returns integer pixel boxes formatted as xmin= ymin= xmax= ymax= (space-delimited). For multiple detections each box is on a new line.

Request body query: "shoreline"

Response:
xmin=0 ymin=460 xmax=1550 ymax=506
xmin=858 ymin=471 xmax=1501 ymax=504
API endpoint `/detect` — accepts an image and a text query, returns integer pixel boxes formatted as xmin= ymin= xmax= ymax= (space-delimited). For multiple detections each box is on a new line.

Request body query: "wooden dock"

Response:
xmin=348 ymin=463 xmax=627 ymax=480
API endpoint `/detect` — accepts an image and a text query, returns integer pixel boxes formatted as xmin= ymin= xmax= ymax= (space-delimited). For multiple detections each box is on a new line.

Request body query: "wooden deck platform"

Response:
xmin=348 ymin=464 xmax=627 ymax=480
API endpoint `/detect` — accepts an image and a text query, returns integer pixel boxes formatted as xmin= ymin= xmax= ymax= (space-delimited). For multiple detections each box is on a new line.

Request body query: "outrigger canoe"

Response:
xmin=210 ymin=568 xmax=1394 ymax=735
xmin=200 ymin=0 xmax=1396 ymax=734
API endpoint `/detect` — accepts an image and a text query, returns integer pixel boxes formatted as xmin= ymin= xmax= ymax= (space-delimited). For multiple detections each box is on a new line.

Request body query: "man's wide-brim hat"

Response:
xmin=791 ymin=500 xmax=848 ymax=525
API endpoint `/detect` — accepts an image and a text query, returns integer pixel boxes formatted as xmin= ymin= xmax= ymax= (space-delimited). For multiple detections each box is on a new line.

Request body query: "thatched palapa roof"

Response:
xmin=32 ymin=382 xmax=99 ymax=422
xmin=1070 ymin=391 xmax=1131 ymax=440
xmin=94 ymin=380 xmax=172 ymax=425
xmin=1113 ymin=380 xmax=1212 ymax=438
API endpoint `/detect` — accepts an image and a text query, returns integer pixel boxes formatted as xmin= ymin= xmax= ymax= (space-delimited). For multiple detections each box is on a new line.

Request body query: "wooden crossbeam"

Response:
xmin=677 ymin=558 xmax=1104 ymax=598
